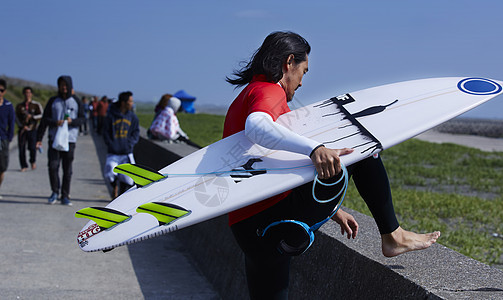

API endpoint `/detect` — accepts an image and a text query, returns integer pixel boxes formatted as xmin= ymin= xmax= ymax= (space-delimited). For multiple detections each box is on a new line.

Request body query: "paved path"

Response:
xmin=415 ymin=129 xmax=503 ymax=152
xmin=0 ymin=130 xmax=219 ymax=299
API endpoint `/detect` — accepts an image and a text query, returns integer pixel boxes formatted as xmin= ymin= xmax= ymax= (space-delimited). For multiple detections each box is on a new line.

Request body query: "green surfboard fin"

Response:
xmin=75 ymin=207 xmax=131 ymax=230
xmin=136 ymin=202 xmax=191 ymax=226
xmin=113 ymin=163 xmax=166 ymax=187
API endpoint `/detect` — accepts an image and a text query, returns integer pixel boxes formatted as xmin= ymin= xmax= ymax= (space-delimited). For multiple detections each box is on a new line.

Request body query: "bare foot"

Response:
xmin=381 ymin=226 xmax=441 ymax=257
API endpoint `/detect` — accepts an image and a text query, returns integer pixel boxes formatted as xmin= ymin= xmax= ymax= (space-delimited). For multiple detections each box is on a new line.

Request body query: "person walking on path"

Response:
xmin=36 ymin=75 xmax=85 ymax=206
xmin=102 ymin=91 xmax=140 ymax=198
xmin=89 ymin=96 xmax=99 ymax=131
xmin=0 ymin=79 xmax=15 ymax=199
xmin=96 ymin=96 xmax=109 ymax=135
xmin=15 ymin=86 xmax=43 ymax=171
xmin=79 ymin=96 xmax=90 ymax=135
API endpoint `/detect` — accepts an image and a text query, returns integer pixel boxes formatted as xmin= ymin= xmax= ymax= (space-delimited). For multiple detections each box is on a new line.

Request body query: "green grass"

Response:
xmin=137 ymin=111 xmax=224 ymax=147
xmin=137 ymin=112 xmax=503 ymax=267
xmin=345 ymin=139 xmax=503 ymax=266
xmin=177 ymin=113 xmax=225 ymax=147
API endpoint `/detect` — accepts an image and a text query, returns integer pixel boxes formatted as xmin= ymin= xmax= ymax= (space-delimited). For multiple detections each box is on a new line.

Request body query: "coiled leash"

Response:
xmin=257 ymin=163 xmax=349 ymax=256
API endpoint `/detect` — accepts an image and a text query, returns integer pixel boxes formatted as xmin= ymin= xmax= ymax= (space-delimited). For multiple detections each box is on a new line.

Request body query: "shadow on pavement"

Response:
xmin=90 ymin=129 xmax=220 ymax=299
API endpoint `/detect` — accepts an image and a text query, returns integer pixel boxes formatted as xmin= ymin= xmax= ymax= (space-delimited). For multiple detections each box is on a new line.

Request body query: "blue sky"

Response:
xmin=3 ymin=0 xmax=503 ymax=119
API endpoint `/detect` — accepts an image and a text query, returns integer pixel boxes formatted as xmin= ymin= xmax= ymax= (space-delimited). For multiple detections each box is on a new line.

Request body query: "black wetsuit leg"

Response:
xmin=231 ymin=177 xmax=343 ymax=299
xmin=231 ymin=203 xmax=292 ymax=300
xmin=347 ymin=155 xmax=399 ymax=234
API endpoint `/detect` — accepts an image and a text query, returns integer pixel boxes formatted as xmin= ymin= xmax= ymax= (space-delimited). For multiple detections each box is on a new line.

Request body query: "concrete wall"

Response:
xmin=134 ymin=129 xmax=503 ymax=300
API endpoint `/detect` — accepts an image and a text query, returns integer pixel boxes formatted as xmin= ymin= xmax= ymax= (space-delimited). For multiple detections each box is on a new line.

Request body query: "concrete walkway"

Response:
xmin=0 ymin=130 xmax=219 ymax=299
xmin=415 ymin=129 xmax=503 ymax=152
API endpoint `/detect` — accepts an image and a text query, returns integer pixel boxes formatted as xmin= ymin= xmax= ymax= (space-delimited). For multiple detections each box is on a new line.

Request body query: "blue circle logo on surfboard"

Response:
xmin=458 ymin=78 xmax=502 ymax=95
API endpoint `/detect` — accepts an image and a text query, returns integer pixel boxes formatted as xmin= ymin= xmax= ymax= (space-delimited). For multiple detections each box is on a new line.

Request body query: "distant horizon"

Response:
xmin=191 ymin=104 xmax=503 ymax=120
xmin=3 ymin=72 xmax=502 ymax=120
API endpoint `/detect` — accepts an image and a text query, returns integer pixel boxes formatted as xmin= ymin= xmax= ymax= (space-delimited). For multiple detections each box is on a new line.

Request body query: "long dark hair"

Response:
xmin=226 ymin=31 xmax=311 ymax=87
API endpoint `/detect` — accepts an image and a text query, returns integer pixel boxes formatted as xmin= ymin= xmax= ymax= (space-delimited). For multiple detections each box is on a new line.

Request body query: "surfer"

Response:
xmin=225 ymin=31 xmax=440 ymax=298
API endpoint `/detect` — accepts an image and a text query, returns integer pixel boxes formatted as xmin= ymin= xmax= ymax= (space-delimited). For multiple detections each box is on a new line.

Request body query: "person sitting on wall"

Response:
xmin=149 ymin=94 xmax=199 ymax=148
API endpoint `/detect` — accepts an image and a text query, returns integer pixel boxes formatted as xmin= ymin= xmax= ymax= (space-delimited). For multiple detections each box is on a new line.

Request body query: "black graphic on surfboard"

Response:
xmin=230 ymin=158 xmax=267 ymax=183
xmin=314 ymin=94 xmax=398 ymax=154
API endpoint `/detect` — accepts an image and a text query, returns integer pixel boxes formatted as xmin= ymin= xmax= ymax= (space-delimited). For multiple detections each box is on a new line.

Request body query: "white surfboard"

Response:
xmin=76 ymin=77 xmax=503 ymax=252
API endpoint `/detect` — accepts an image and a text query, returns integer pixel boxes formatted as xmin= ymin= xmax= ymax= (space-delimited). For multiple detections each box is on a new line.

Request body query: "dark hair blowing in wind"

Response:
xmin=226 ymin=31 xmax=311 ymax=87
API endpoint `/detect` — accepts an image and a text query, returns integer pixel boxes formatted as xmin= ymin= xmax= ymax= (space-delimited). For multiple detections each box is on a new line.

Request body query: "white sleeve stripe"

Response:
xmin=245 ymin=111 xmax=321 ymax=156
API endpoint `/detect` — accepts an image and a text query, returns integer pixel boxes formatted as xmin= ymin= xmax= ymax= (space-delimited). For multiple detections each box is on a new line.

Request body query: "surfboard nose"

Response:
xmin=457 ymin=77 xmax=503 ymax=96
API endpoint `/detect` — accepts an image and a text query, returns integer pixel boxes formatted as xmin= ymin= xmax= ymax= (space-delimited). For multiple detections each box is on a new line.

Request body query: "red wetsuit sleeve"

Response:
xmin=224 ymin=78 xmax=292 ymax=226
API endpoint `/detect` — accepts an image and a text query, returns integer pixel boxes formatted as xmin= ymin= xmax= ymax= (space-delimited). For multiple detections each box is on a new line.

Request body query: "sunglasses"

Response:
xmin=0 ymin=89 xmax=5 ymax=93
